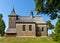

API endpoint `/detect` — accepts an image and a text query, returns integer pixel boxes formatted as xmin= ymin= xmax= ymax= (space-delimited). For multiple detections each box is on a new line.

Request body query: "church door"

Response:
xmin=36 ymin=27 xmax=41 ymax=36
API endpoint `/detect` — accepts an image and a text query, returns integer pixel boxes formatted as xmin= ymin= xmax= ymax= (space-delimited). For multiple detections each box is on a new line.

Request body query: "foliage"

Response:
xmin=34 ymin=0 xmax=60 ymax=20
xmin=0 ymin=14 xmax=3 ymax=18
xmin=46 ymin=20 xmax=54 ymax=29
xmin=0 ymin=14 xmax=6 ymax=36
xmin=53 ymin=15 xmax=60 ymax=43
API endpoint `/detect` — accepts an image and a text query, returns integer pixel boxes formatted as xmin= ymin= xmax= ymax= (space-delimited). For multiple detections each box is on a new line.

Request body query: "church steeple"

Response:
xmin=10 ymin=7 xmax=16 ymax=15
xmin=8 ymin=7 xmax=17 ymax=28
xmin=12 ymin=7 xmax=15 ymax=13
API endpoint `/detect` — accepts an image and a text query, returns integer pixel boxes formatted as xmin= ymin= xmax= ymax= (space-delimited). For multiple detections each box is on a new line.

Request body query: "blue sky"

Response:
xmin=0 ymin=0 xmax=58 ymax=34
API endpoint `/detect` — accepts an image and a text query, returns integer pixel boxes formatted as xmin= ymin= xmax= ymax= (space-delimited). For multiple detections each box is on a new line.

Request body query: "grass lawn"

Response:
xmin=0 ymin=36 xmax=58 ymax=43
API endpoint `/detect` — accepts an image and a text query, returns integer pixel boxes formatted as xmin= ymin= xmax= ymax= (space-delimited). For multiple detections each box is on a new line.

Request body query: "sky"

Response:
xmin=0 ymin=0 xmax=58 ymax=34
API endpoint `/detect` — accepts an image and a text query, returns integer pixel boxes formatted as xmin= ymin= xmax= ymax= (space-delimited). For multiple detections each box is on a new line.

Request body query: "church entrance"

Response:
xmin=36 ymin=27 xmax=41 ymax=36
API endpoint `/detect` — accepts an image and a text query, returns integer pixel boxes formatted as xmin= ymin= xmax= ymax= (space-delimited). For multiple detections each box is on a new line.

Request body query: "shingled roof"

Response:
xmin=6 ymin=29 xmax=16 ymax=33
xmin=16 ymin=11 xmax=46 ymax=23
xmin=16 ymin=16 xmax=46 ymax=23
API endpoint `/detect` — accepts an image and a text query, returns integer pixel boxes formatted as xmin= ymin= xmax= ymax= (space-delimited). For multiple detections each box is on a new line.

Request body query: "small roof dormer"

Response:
xmin=30 ymin=11 xmax=34 ymax=18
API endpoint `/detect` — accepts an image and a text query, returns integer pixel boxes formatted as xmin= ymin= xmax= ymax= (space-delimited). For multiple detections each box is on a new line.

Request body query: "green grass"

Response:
xmin=0 ymin=36 xmax=58 ymax=43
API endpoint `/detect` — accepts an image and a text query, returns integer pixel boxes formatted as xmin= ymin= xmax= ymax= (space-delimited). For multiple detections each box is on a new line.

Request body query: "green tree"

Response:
xmin=0 ymin=14 xmax=6 ymax=36
xmin=34 ymin=0 xmax=60 ymax=20
xmin=46 ymin=20 xmax=54 ymax=34
xmin=53 ymin=15 xmax=60 ymax=42
xmin=46 ymin=20 xmax=54 ymax=29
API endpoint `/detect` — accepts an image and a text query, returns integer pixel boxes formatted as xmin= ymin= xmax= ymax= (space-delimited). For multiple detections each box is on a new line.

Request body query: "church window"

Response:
xmin=42 ymin=27 xmax=44 ymax=31
xmin=29 ymin=25 xmax=32 ymax=31
xmin=23 ymin=25 xmax=25 ymax=31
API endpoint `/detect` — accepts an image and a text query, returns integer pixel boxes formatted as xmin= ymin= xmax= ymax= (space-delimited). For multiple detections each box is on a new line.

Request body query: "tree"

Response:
xmin=46 ymin=20 xmax=54 ymax=29
xmin=34 ymin=0 xmax=60 ymax=20
xmin=53 ymin=15 xmax=60 ymax=42
xmin=46 ymin=20 xmax=54 ymax=34
xmin=0 ymin=14 xmax=6 ymax=36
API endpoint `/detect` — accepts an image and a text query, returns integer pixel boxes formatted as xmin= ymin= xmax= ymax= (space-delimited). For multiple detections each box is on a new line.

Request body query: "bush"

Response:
xmin=53 ymin=15 xmax=60 ymax=42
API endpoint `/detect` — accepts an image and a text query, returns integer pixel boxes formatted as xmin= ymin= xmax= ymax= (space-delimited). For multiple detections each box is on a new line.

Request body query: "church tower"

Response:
xmin=8 ymin=8 xmax=17 ymax=28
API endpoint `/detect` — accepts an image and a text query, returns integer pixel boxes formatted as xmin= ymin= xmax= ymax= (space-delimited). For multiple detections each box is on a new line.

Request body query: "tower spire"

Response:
xmin=10 ymin=0 xmax=16 ymax=15
xmin=10 ymin=5 xmax=16 ymax=15
xmin=12 ymin=6 xmax=15 ymax=13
